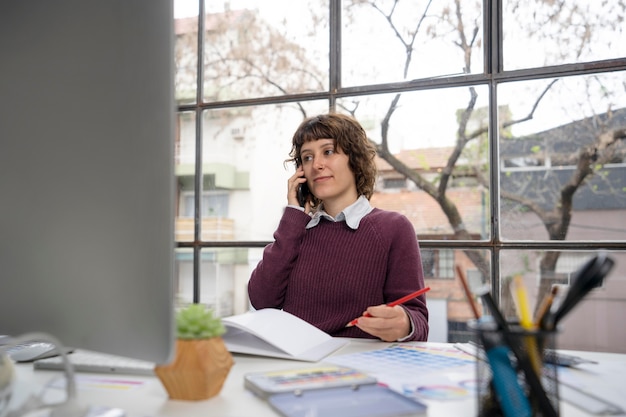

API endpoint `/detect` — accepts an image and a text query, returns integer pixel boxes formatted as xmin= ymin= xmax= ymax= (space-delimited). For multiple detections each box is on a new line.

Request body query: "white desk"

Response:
xmin=9 ymin=340 xmax=626 ymax=417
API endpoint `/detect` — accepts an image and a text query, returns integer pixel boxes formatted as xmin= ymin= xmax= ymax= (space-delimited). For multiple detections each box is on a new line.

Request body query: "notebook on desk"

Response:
xmin=222 ymin=308 xmax=349 ymax=361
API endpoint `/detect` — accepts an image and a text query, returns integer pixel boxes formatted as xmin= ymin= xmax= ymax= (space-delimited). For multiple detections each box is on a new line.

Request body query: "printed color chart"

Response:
xmin=327 ymin=343 xmax=477 ymax=401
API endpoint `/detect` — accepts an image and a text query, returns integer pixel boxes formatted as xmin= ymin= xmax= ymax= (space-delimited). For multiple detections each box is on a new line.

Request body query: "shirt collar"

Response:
xmin=306 ymin=195 xmax=373 ymax=230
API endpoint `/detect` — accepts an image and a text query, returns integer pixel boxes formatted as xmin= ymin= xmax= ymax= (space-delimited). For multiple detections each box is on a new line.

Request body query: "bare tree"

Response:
xmin=345 ymin=0 xmax=625 ymax=314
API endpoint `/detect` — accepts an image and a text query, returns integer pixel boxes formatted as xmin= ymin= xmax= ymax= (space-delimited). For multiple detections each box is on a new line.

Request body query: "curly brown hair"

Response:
xmin=288 ymin=113 xmax=378 ymax=202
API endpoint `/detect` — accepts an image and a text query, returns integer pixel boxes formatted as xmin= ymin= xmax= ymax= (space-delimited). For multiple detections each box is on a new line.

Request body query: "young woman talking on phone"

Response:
xmin=248 ymin=113 xmax=429 ymax=342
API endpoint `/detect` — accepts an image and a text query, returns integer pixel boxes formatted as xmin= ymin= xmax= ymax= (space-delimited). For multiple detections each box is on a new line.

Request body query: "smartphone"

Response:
xmin=297 ymin=182 xmax=310 ymax=207
xmin=295 ymin=158 xmax=310 ymax=207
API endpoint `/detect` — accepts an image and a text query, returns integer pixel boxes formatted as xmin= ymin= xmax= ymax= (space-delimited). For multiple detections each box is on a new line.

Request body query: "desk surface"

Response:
xmin=10 ymin=340 xmax=626 ymax=417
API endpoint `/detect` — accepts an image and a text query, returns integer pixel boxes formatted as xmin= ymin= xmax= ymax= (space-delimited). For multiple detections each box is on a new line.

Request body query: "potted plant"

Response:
xmin=155 ymin=304 xmax=234 ymax=401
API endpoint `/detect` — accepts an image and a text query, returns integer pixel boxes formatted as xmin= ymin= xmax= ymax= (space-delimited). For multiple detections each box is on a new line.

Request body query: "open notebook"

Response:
xmin=222 ymin=309 xmax=349 ymax=362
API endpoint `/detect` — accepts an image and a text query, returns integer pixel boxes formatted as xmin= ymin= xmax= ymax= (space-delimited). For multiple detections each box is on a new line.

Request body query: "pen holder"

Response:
xmin=471 ymin=320 xmax=559 ymax=417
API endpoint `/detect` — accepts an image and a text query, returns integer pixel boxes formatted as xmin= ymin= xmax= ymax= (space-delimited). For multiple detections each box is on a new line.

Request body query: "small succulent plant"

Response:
xmin=176 ymin=304 xmax=226 ymax=340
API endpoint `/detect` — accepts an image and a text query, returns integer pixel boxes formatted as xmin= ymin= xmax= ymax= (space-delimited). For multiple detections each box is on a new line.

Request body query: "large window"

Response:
xmin=172 ymin=0 xmax=626 ymax=352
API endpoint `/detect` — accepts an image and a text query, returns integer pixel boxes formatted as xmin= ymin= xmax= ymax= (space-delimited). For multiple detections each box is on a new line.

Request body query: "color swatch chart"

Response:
xmin=326 ymin=343 xmax=477 ymax=401
xmin=329 ymin=343 xmax=473 ymax=377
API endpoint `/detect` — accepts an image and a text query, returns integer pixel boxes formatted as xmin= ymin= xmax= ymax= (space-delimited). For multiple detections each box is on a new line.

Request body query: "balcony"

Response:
xmin=175 ymin=217 xmax=235 ymax=242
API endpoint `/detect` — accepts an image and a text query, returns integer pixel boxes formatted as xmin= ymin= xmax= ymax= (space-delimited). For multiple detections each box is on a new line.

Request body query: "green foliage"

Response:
xmin=176 ymin=304 xmax=226 ymax=340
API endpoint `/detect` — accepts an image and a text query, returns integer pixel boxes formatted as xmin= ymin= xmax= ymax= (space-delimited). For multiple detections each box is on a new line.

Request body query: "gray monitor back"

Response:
xmin=0 ymin=0 xmax=175 ymax=363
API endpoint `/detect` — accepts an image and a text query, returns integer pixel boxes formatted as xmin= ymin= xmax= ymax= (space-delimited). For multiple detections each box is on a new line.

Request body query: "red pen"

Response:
xmin=345 ymin=286 xmax=431 ymax=327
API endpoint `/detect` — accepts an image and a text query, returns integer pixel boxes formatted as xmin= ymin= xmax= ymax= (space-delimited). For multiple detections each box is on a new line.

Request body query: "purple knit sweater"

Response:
xmin=248 ymin=206 xmax=429 ymax=341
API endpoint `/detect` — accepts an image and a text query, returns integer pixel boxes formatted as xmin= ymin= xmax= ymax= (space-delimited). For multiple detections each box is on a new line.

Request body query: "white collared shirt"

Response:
xmin=304 ymin=195 xmax=373 ymax=229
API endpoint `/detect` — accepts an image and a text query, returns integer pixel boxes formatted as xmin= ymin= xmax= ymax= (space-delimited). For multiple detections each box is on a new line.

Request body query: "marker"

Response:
xmin=345 ymin=287 xmax=431 ymax=327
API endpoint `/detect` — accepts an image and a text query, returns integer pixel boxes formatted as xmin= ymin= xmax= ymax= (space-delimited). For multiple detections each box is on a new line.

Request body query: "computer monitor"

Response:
xmin=0 ymin=0 xmax=175 ymax=364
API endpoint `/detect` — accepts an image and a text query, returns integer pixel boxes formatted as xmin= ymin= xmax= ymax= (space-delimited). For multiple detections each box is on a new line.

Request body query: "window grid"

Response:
xmin=175 ymin=0 xmax=626 ymax=309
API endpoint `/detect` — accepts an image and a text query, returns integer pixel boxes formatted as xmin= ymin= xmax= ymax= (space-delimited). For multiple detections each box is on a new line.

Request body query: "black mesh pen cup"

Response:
xmin=470 ymin=319 xmax=559 ymax=417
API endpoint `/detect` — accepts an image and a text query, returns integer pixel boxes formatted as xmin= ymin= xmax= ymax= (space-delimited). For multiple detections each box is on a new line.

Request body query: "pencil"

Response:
xmin=345 ymin=286 xmax=431 ymax=327
xmin=511 ymin=275 xmax=542 ymax=376
xmin=511 ymin=275 xmax=534 ymax=329
xmin=456 ymin=265 xmax=481 ymax=320
xmin=534 ymin=285 xmax=559 ymax=329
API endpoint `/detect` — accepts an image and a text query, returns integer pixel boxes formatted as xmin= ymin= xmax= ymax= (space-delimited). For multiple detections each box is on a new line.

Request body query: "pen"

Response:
xmin=345 ymin=287 xmax=431 ymax=327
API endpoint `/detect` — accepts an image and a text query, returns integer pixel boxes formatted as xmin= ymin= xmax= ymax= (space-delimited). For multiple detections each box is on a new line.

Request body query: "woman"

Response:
xmin=248 ymin=113 xmax=428 ymax=342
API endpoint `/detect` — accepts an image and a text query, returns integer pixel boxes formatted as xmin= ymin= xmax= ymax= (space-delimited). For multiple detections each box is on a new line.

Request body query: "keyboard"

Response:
xmin=33 ymin=349 xmax=156 ymax=376
xmin=4 ymin=341 xmax=74 ymax=362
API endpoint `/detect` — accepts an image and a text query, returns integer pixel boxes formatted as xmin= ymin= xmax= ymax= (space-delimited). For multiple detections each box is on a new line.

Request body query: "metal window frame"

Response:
xmin=178 ymin=0 xmax=626 ymax=304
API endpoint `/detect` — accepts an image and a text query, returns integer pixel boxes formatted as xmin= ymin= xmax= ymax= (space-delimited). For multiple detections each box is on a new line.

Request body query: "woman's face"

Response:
xmin=299 ymin=138 xmax=358 ymax=209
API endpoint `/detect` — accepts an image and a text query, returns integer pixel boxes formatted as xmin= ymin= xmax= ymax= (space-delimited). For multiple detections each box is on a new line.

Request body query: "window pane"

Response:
xmin=179 ymin=102 xmax=328 ymax=242
xmin=503 ymin=1 xmax=626 ymax=70
xmin=174 ymin=247 xmax=192 ymax=307
xmin=431 ymin=249 xmax=491 ymax=343
xmin=175 ymin=111 xmax=196 ymax=242
xmin=175 ymin=248 xmax=248 ymax=316
xmin=499 ymin=72 xmax=626 ymax=241
xmin=498 ymin=250 xmax=625 ymax=352
xmin=174 ymin=0 xmax=199 ymax=104
xmin=339 ymin=87 xmax=491 ymax=240
xmin=342 ymin=0 xmax=483 ymax=86
xmin=199 ymin=1 xmax=328 ymax=101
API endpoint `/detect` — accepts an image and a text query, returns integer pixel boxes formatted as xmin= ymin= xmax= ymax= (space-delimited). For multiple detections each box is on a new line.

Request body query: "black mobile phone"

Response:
xmin=295 ymin=158 xmax=310 ymax=207
xmin=297 ymin=182 xmax=310 ymax=208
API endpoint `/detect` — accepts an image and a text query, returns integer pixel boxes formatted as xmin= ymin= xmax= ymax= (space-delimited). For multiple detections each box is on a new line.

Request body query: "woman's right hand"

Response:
xmin=288 ymin=166 xmax=310 ymax=210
